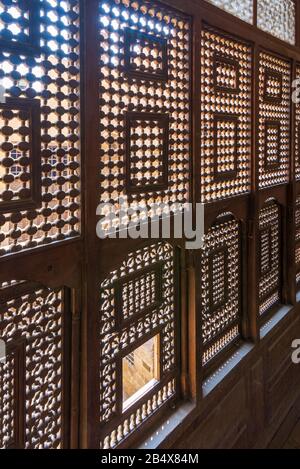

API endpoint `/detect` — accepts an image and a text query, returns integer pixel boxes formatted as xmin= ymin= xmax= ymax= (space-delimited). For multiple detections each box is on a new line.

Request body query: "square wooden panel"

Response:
xmin=208 ymin=246 xmax=229 ymax=312
xmin=264 ymin=121 xmax=281 ymax=169
xmin=259 ymin=227 xmax=272 ymax=276
xmin=125 ymin=112 xmax=169 ymax=194
xmin=124 ymin=28 xmax=168 ymax=82
xmin=214 ymin=54 xmax=240 ymax=94
xmin=263 ymin=68 xmax=283 ymax=103
xmin=0 ymin=0 xmax=40 ymax=55
xmin=213 ymin=114 xmax=238 ymax=181
xmin=0 ymin=97 xmax=41 ymax=213
xmin=114 ymin=263 xmax=163 ymax=327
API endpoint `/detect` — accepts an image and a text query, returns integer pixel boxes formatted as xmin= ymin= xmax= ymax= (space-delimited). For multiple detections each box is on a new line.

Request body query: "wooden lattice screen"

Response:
xmin=0 ymin=0 xmax=300 ymax=450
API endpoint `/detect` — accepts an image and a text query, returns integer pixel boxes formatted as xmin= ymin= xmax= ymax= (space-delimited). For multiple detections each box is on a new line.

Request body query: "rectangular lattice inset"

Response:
xmin=264 ymin=121 xmax=281 ymax=169
xmin=115 ymin=264 xmax=162 ymax=324
xmin=257 ymin=0 xmax=295 ymax=45
xmin=201 ymin=215 xmax=241 ymax=366
xmin=0 ymin=98 xmax=41 ymax=212
xmin=99 ymin=0 xmax=190 ymax=232
xmin=0 ymin=0 xmax=80 ymax=256
xmin=258 ymin=52 xmax=290 ymax=189
xmin=200 ymin=26 xmax=252 ymax=202
xmin=206 ymin=0 xmax=253 ymax=23
xmin=214 ymin=114 xmax=238 ymax=180
xmin=0 ymin=284 xmax=67 ymax=448
xmin=124 ymin=28 xmax=168 ymax=81
xmin=214 ymin=55 xmax=239 ymax=93
xmin=209 ymin=248 xmax=228 ymax=310
xmin=259 ymin=202 xmax=281 ymax=315
xmin=0 ymin=0 xmax=39 ymax=54
xmin=99 ymin=242 xmax=177 ymax=448
xmin=259 ymin=227 xmax=272 ymax=275
xmin=125 ymin=112 xmax=169 ymax=193
xmin=264 ymin=69 xmax=283 ymax=103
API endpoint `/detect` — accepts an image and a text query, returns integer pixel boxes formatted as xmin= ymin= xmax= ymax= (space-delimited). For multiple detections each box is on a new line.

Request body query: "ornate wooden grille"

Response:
xmin=0 ymin=0 xmax=79 ymax=451
xmin=98 ymin=0 xmax=190 ymax=231
xmin=258 ymin=52 xmax=290 ymax=189
xmin=201 ymin=215 xmax=241 ymax=367
xmin=258 ymin=201 xmax=281 ymax=316
xmin=295 ymin=64 xmax=300 ymax=180
xmin=0 ymin=0 xmax=40 ymax=54
xmin=99 ymin=242 xmax=177 ymax=448
xmin=0 ymin=0 xmax=300 ymax=451
xmin=0 ymin=282 xmax=70 ymax=449
xmin=0 ymin=0 xmax=80 ymax=256
xmin=200 ymin=25 xmax=252 ymax=203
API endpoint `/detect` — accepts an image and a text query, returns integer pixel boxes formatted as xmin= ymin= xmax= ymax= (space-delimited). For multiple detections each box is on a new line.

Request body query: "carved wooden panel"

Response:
xmin=201 ymin=215 xmax=241 ymax=366
xmin=0 ymin=0 xmax=80 ymax=256
xmin=258 ymin=201 xmax=281 ymax=316
xmin=0 ymin=0 xmax=40 ymax=55
xmin=99 ymin=0 xmax=190 ymax=232
xmin=99 ymin=242 xmax=177 ymax=448
xmin=0 ymin=282 xmax=69 ymax=448
xmin=200 ymin=25 xmax=252 ymax=202
xmin=258 ymin=52 xmax=290 ymax=189
xmin=0 ymin=97 xmax=41 ymax=213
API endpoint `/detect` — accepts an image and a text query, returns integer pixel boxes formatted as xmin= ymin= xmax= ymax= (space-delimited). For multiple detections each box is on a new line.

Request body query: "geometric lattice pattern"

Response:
xmin=295 ymin=194 xmax=300 ymax=284
xmin=200 ymin=26 xmax=252 ymax=202
xmin=295 ymin=65 xmax=300 ymax=181
xmin=258 ymin=201 xmax=281 ymax=316
xmin=201 ymin=215 xmax=241 ymax=366
xmin=257 ymin=0 xmax=296 ymax=45
xmin=0 ymin=284 xmax=66 ymax=448
xmin=125 ymin=112 xmax=169 ymax=193
xmin=99 ymin=242 xmax=176 ymax=448
xmin=258 ymin=52 xmax=290 ymax=189
xmin=206 ymin=0 xmax=253 ymax=23
xmin=0 ymin=0 xmax=39 ymax=54
xmin=99 ymin=0 xmax=190 ymax=231
xmin=0 ymin=0 xmax=80 ymax=256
